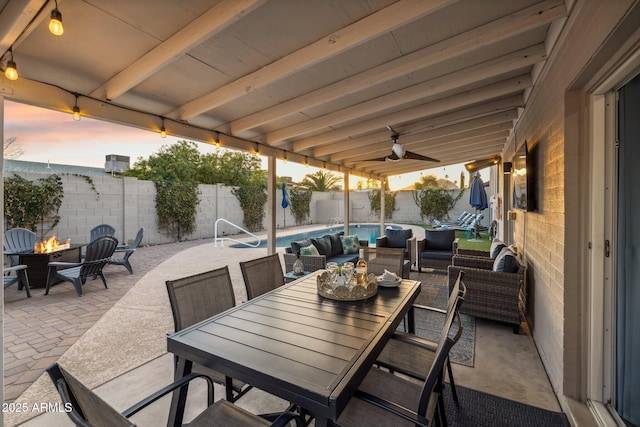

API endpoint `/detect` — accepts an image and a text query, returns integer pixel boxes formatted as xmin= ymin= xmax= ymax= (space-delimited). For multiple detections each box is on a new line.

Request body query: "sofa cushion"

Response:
xmin=327 ymin=234 xmax=343 ymax=257
xmin=291 ymin=239 xmax=312 ymax=255
xmin=311 ymin=235 xmax=332 ymax=256
xmin=329 ymin=253 xmax=359 ymax=265
xmin=421 ymin=250 xmax=453 ymax=261
xmin=340 ymin=234 xmax=360 ymax=255
xmin=490 ymin=239 xmax=506 ymax=259
xmin=493 ymin=247 xmax=520 ymax=273
xmin=385 ymin=228 xmax=412 ymax=248
xmin=299 ymin=244 xmax=320 ymax=256
xmin=424 ymin=229 xmax=455 ymax=251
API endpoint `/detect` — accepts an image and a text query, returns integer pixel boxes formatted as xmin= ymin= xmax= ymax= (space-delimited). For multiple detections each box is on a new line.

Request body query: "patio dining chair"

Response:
xmin=166 ymin=267 xmax=251 ymax=403
xmin=365 ymin=247 xmax=410 ymax=279
xmin=4 ymin=265 xmax=31 ymax=298
xmin=109 ymin=227 xmax=144 ymax=274
xmin=46 ymin=362 xmax=304 ymax=427
xmin=376 ymin=272 xmax=467 ymax=408
xmin=335 ymin=295 xmax=463 ymax=427
xmin=45 ymin=235 xmax=118 ymax=297
xmin=240 ymin=253 xmax=285 ymax=300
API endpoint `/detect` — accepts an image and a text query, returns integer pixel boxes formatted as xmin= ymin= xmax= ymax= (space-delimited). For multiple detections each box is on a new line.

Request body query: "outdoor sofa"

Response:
xmin=283 ymin=232 xmax=368 ymax=272
xmin=447 ymin=240 xmax=526 ymax=333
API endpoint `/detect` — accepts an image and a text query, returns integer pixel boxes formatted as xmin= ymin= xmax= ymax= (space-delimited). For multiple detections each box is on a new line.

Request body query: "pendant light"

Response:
xmin=160 ymin=118 xmax=167 ymax=138
xmin=72 ymin=94 xmax=81 ymax=121
xmin=49 ymin=1 xmax=64 ymax=36
xmin=4 ymin=49 xmax=18 ymax=81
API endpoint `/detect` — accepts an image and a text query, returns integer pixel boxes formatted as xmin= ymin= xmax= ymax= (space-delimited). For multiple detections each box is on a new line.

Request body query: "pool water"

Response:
xmin=230 ymin=224 xmax=401 ymax=248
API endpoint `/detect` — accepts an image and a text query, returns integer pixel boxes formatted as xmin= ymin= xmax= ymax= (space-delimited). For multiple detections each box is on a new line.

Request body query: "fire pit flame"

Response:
xmin=35 ymin=236 xmax=71 ymax=254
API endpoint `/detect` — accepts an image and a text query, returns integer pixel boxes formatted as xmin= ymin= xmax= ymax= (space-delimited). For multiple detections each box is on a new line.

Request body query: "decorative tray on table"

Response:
xmin=316 ymin=271 xmax=378 ymax=301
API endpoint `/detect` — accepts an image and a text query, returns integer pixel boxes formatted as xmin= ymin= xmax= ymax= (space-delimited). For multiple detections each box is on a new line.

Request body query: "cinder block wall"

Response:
xmin=5 ymin=173 xmax=488 ymax=246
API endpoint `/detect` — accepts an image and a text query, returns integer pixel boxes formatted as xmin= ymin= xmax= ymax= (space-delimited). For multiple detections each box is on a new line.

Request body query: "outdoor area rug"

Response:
xmin=399 ymin=282 xmax=476 ymax=366
xmin=442 ymin=384 xmax=570 ymax=427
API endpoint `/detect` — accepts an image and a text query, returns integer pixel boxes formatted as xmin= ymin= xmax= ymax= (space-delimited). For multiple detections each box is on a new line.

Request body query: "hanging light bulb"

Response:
xmin=49 ymin=1 xmax=64 ymax=36
xmin=160 ymin=118 xmax=167 ymax=138
xmin=4 ymin=49 xmax=18 ymax=81
xmin=254 ymin=143 xmax=260 ymax=154
xmin=214 ymin=132 xmax=221 ymax=148
xmin=72 ymin=95 xmax=81 ymax=121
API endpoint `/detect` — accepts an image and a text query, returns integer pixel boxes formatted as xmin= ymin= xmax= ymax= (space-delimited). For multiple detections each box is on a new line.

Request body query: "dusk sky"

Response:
xmin=3 ymin=100 xmax=466 ymax=190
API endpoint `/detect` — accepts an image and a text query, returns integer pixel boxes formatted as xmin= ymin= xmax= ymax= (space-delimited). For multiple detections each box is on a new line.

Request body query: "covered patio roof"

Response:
xmin=1 ymin=0 xmax=568 ymax=179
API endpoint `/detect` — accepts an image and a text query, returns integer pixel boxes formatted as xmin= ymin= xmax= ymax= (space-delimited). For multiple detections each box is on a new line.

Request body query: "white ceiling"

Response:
xmin=0 ymin=0 xmax=568 ymax=179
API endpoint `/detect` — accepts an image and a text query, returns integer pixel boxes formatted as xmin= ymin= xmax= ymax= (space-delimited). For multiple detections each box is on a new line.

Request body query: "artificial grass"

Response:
xmin=416 ymin=224 xmax=492 ymax=252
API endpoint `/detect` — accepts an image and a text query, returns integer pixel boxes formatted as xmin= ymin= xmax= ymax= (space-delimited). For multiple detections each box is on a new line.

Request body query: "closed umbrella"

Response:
xmin=468 ymin=172 xmax=488 ymax=241
xmin=281 ymin=183 xmax=289 ymax=228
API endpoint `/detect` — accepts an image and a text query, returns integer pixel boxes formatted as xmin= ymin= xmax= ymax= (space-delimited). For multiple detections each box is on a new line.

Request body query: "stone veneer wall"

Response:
xmin=4 ymin=172 xmax=487 ymax=246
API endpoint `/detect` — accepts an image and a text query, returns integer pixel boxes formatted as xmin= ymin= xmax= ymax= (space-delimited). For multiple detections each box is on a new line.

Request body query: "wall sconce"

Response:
xmin=160 ymin=118 xmax=167 ymax=138
xmin=503 ymin=162 xmax=512 ymax=175
xmin=72 ymin=94 xmax=81 ymax=121
xmin=4 ymin=48 xmax=18 ymax=81
xmin=49 ymin=0 xmax=64 ymax=36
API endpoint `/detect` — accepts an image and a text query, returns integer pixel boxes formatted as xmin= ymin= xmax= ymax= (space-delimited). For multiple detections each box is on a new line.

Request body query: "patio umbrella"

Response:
xmin=281 ymin=182 xmax=289 ymax=228
xmin=468 ymin=172 xmax=488 ymax=241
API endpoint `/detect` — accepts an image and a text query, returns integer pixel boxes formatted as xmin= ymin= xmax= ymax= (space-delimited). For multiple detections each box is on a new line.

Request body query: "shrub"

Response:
xmin=368 ymin=189 xmax=396 ymax=219
xmin=232 ymin=186 xmax=267 ymax=232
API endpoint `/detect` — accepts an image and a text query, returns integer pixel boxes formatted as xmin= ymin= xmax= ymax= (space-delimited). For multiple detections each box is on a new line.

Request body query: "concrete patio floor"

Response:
xmin=3 ymin=224 xmax=560 ymax=426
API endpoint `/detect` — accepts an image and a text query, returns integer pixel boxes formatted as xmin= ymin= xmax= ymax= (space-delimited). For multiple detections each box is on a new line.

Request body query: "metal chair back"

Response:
xmin=240 ymin=253 xmax=285 ymax=300
xmin=166 ymin=266 xmax=236 ymax=331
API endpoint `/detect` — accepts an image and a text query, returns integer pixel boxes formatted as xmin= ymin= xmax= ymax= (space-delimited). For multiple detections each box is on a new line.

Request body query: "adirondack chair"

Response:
xmin=89 ymin=224 xmax=116 ymax=242
xmin=45 ymin=236 xmax=118 ymax=297
xmin=4 ymin=265 xmax=31 ymax=298
xmin=109 ymin=228 xmax=143 ymax=274
xmin=4 ymin=228 xmax=36 ymax=266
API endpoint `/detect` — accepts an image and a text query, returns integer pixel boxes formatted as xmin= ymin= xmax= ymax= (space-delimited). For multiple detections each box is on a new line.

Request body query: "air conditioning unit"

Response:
xmin=105 ymin=154 xmax=130 ymax=174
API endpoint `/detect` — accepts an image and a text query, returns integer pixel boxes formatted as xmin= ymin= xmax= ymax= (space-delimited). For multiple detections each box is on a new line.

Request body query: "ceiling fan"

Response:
xmin=365 ymin=126 xmax=440 ymax=163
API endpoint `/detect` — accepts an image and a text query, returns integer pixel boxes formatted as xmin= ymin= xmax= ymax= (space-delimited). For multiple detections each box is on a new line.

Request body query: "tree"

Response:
xmin=414 ymin=174 xmax=439 ymax=190
xmin=299 ymin=170 xmax=342 ymax=191
xmin=3 ymin=136 xmax=24 ymax=159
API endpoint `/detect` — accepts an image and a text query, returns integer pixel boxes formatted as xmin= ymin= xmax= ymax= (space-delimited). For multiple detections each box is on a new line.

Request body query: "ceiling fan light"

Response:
xmin=49 ymin=7 xmax=64 ymax=36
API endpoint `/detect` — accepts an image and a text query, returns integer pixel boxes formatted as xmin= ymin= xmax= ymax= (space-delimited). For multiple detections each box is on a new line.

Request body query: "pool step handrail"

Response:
xmin=327 ymin=217 xmax=343 ymax=226
xmin=214 ymin=218 xmax=261 ymax=248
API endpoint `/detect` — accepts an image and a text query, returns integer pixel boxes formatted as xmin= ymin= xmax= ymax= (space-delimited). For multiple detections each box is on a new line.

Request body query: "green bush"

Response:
xmin=232 ymin=186 xmax=267 ymax=232
xmin=4 ymin=174 xmax=63 ymax=240
xmin=368 ymin=189 xmax=396 ymax=219
xmin=412 ymin=188 xmax=463 ymax=221
xmin=155 ymin=180 xmax=200 ymax=241
xmin=289 ymin=187 xmax=312 ymax=225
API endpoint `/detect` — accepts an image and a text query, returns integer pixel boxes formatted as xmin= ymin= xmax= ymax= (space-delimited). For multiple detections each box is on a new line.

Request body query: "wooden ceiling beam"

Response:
xmin=345 ymin=129 xmax=511 ymax=165
xmin=322 ymin=110 xmax=518 ymax=160
xmin=176 ymin=0 xmax=452 ymax=120
xmin=291 ymin=76 xmax=528 ymax=152
xmin=268 ymin=44 xmax=544 ymax=144
xmin=91 ymin=0 xmax=267 ymax=101
xmin=231 ymin=0 xmax=566 ymax=134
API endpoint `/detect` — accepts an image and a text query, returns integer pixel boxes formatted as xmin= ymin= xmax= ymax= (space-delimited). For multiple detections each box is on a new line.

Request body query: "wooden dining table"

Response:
xmin=166 ymin=270 xmax=421 ymax=427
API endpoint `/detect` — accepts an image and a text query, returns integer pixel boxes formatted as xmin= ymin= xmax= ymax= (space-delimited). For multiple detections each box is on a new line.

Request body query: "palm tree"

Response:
xmin=299 ymin=170 xmax=342 ymax=192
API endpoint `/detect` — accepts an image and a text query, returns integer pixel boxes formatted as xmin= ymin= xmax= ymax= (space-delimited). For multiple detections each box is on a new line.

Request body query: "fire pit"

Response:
xmin=16 ymin=237 xmax=83 ymax=288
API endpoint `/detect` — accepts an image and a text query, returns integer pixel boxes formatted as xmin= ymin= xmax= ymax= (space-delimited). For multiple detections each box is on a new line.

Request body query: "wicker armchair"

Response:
xmin=375 ymin=228 xmax=417 ymax=270
xmin=447 ymin=253 xmax=526 ymax=333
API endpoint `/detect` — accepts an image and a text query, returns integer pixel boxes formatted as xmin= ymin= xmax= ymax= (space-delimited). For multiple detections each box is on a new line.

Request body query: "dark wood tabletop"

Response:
xmin=167 ymin=271 xmax=421 ymax=427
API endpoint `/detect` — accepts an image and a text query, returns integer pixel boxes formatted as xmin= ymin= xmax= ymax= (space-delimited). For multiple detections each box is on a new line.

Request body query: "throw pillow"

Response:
xmin=327 ymin=234 xmax=343 ymax=257
xmin=490 ymin=239 xmax=506 ymax=259
xmin=299 ymin=244 xmax=320 ymax=256
xmin=311 ymin=235 xmax=332 ymax=256
xmin=291 ymin=239 xmax=312 ymax=255
xmin=385 ymin=228 xmax=412 ymax=248
xmin=340 ymin=234 xmax=360 ymax=255
xmin=493 ymin=247 xmax=520 ymax=273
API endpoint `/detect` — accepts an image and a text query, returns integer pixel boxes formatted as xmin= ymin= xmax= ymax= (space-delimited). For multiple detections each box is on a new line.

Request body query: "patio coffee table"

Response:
xmin=167 ymin=271 xmax=421 ymax=427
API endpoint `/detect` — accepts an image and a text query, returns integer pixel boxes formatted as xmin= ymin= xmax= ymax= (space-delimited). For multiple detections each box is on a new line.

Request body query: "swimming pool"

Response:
xmin=230 ymin=224 xmax=401 ymax=248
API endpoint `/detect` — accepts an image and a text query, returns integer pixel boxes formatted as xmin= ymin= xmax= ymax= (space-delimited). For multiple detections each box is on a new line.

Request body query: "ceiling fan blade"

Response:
xmin=387 ymin=151 xmax=401 ymax=161
xmin=404 ymin=150 xmax=440 ymax=162
xmin=362 ymin=156 xmax=390 ymax=162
